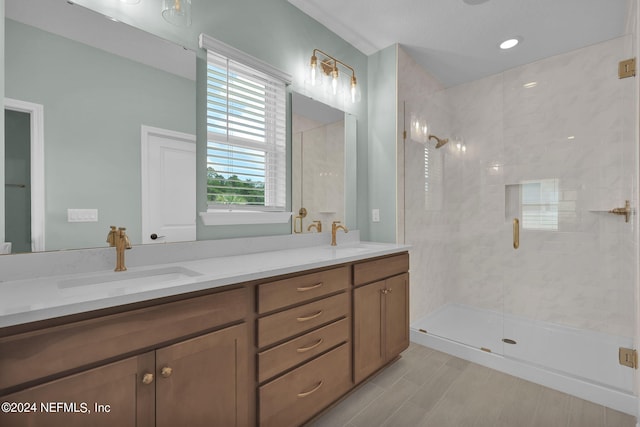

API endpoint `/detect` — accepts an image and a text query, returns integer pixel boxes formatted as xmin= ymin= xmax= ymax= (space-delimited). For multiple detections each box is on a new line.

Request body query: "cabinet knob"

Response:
xmin=161 ymin=366 xmax=173 ymax=378
xmin=141 ymin=372 xmax=154 ymax=385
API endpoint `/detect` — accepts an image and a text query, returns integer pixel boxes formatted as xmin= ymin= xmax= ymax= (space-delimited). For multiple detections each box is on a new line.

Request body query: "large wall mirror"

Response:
xmin=292 ymin=92 xmax=357 ymax=234
xmin=3 ymin=0 xmax=196 ymax=254
xmin=2 ymin=1 xmax=359 ymax=256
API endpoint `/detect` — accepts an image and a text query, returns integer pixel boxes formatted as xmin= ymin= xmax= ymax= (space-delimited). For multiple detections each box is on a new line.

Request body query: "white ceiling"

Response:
xmin=288 ymin=0 xmax=631 ymax=87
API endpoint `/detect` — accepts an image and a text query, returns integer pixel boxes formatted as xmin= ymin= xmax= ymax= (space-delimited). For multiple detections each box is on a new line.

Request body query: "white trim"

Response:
xmin=4 ymin=98 xmax=45 ymax=252
xmin=198 ymin=33 xmax=292 ymax=85
xmin=140 ymin=125 xmax=196 ymax=244
xmin=199 ymin=210 xmax=292 ymax=226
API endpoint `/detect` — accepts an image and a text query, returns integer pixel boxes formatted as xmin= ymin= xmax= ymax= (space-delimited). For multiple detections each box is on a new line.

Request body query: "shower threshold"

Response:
xmin=411 ymin=303 xmax=636 ymax=416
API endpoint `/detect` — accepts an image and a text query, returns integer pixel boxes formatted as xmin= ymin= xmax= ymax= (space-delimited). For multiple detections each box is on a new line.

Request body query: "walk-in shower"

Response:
xmin=400 ymin=30 xmax=638 ymax=416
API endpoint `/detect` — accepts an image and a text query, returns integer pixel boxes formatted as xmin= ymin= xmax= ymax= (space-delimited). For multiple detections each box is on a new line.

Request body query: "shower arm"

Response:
xmin=429 ymin=134 xmax=449 ymax=148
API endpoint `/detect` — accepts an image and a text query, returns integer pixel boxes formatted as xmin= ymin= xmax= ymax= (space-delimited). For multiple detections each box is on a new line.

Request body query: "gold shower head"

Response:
xmin=429 ymin=134 xmax=449 ymax=149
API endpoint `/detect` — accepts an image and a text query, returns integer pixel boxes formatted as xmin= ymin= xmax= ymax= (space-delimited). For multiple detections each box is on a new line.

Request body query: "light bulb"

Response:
xmin=310 ymin=55 xmax=318 ymax=86
xmin=350 ymin=76 xmax=357 ymax=103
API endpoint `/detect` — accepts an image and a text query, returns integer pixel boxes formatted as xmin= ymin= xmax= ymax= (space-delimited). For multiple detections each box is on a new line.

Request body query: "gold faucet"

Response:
xmin=331 ymin=221 xmax=348 ymax=246
xmin=307 ymin=220 xmax=322 ymax=233
xmin=107 ymin=226 xmax=132 ymax=271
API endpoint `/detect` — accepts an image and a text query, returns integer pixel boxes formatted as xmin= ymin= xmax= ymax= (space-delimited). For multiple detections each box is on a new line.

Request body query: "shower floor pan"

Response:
xmin=411 ymin=303 xmax=636 ymax=416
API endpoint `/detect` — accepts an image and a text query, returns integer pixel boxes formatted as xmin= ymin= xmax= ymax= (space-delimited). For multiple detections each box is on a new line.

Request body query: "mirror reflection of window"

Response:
xmin=506 ymin=179 xmax=566 ymax=231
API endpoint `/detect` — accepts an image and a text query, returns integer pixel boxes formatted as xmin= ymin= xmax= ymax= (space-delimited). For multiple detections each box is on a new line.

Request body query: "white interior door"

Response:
xmin=141 ymin=126 xmax=196 ymax=244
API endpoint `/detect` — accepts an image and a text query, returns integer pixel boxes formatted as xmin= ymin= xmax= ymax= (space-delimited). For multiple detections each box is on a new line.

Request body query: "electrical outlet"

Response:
xmin=68 ymin=209 xmax=98 ymax=222
xmin=372 ymin=208 xmax=380 ymax=223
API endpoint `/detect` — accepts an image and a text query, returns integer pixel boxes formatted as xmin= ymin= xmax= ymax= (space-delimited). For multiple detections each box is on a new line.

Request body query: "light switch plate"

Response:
xmin=68 ymin=209 xmax=98 ymax=222
xmin=372 ymin=208 xmax=380 ymax=222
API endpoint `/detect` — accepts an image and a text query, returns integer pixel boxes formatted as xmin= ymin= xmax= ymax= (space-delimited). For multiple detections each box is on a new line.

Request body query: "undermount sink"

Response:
xmin=320 ymin=243 xmax=385 ymax=255
xmin=57 ymin=266 xmax=202 ymax=292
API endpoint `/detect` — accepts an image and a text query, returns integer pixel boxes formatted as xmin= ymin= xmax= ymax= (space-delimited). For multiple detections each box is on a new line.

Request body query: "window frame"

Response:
xmin=199 ymin=34 xmax=291 ymax=222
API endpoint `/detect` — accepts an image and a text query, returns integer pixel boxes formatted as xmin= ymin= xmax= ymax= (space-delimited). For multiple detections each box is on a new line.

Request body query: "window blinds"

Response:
xmin=201 ymin=35 xmax=290 ymax=210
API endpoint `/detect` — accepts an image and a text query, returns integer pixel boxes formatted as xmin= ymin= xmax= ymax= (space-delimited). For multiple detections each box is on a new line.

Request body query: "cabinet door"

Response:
xmin=155 ymin=323 xmax=249 ymax=427
xmin=0 ymin=352 xmax=154 ymax=427
xmin=384 ymin=273 xmax=410 ymax=359
xmin=353 ymin=281 xmax=386 ymax=383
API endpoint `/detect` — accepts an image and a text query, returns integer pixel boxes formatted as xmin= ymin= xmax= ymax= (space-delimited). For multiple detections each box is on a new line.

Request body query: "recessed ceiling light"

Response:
xmin=523 ymin=81 xmax=537 ymax=89
xmin=500 ymin=38 xmax=520 ymax=50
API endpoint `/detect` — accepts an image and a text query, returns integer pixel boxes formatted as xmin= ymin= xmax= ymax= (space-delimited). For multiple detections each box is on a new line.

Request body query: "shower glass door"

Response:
xmin=500 ymin=34 xmax=637 ymax=393
xmin=404 ymin=31 xmax=637 ymax=398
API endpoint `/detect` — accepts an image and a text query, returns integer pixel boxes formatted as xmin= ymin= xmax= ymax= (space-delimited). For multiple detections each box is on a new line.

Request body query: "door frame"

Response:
xmin=140 ymin=125 xmax=196 ymax=244
xmin=4 ymin=98 xmax=45 ymax=252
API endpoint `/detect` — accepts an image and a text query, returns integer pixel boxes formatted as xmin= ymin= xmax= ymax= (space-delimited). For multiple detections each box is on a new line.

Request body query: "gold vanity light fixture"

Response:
xmin=162 ymin=0 xmax=191 ymax=27
xmin=309 ymin=49 xmax=359 ymax=103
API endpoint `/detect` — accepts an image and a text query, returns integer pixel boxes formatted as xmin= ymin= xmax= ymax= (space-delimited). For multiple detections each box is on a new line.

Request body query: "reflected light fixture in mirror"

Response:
xmin=162 ymin=0 xmax=192 ymax=27
xmin=308 ymin=49 xmax=359 ymax=103
xmin=410 ymin=114 xmax=429 ymax=144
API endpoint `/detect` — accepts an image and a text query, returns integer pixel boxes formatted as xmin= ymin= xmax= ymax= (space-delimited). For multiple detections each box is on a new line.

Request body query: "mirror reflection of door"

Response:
xmin=4 ymin=109 xmax=31 ymax=253
xmin=292 ymin=93 xmax=345 ymax=233
xmin=141 ymin=126 xmax=196 ymax=245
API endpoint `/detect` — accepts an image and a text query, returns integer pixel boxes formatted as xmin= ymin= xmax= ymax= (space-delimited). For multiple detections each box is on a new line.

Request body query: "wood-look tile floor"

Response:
xmin=308 ymin=342 xmax=636 ymax=427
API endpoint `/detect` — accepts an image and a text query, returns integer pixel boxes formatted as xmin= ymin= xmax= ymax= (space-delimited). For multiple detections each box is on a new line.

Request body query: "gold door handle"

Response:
xmin=160 ymin=366 xmax=173 ymax=378
xmin=296 ymin=310 xmax=323 ymax=322
xmin=297 ymin=338 xmax=324 ymax=353
xmin=141 ymin=372 xmax=154 ymax=385
xmin=297 ymin=282 xmax=323 ymax=292
xmin=297 ymin=380 xmax=323 ymax=398
xmin=294 ymin=207 xmax=307 ymax=233
xmin=513 ymin=218 xmax=519 ymax=249
xmin=294 ymin=215 xmax=303 ymax=233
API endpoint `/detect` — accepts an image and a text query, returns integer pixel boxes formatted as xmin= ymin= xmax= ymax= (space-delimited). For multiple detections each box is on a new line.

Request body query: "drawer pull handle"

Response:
xmin=297 ymin=282 xmax=323 ymax=292
xmin=141 ymin=373 xmax=154 ymax=385
xmin=297 ymin=338 xmax=324 ymax=353
xmin=297 ymin=310 xmax=323 ymax=322
xmin=297 ymin=380 xmax=323 ymax=398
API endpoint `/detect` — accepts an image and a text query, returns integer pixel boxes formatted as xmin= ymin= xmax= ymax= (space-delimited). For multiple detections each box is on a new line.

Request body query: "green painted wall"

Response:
xmin=5 ymin=19 xmax=195 ymax=250
xmin=367 ymin=45 xmax=398 ymax=243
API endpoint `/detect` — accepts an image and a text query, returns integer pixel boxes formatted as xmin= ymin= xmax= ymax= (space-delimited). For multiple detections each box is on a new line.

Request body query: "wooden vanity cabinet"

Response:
xmin=0 ymin=287 xmax=250 ymax=427
xmin=0 ymin=251 xmax=410 ymax=427
xmin=256 ymin=266 xmax=352 ymax=427
xmin=353 ymin=254 xmax=410 ymax=384
xmin=0 ymin=352 xmax=154 ymax=427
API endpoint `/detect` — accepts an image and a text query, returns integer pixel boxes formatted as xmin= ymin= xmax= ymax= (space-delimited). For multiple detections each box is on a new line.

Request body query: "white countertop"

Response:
xmin=0 ymin=241 xmax=409 ymax=328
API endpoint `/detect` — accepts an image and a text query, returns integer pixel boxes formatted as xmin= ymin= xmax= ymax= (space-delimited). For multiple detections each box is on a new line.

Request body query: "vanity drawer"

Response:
xmin=258 ymin=317 xmax=349 ymax=383
xmin=257 ymin=266 xmax=350 ymax=314
xmin=259 ymin=342 xmax=351 ymax=427
xmin=0 ymin=287 xmax=248 ymax=392
xmin=257 ymin=292 xmax=349 ymax=348
xmin=353 ymin=252 xmax=409 ymax=286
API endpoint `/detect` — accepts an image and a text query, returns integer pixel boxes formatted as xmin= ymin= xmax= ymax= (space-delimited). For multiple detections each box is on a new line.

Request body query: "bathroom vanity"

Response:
xmin=0 ymin=240 xmax=409 ymax=426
